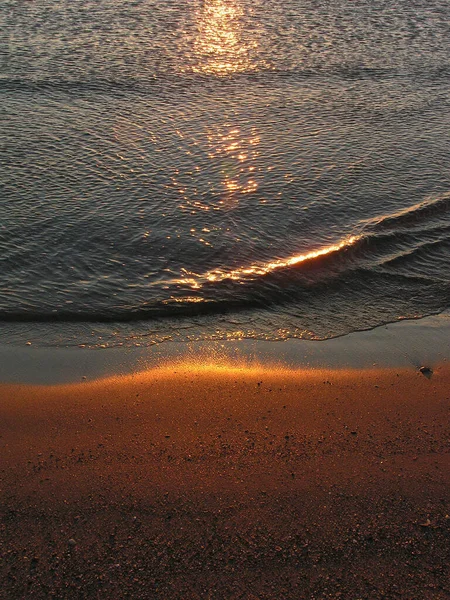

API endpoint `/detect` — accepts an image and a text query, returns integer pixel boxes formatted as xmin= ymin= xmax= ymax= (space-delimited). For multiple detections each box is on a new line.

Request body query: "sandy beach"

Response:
xmin=1 ymin=358 xmax=450 ymax=599
xmin=3 ymin=0 xmax=450 ymax=596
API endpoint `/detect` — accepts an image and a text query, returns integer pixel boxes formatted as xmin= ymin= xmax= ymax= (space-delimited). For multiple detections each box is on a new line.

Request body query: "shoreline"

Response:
xmin=2 ymin=314 xmax=450 ymax=598
xmin=1 ymin=310 xmax=450 ymax=385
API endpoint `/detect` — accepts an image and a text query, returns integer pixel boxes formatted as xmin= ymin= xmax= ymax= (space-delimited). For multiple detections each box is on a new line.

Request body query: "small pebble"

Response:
xmin=419 ymin=366 xmax=433 ymax=378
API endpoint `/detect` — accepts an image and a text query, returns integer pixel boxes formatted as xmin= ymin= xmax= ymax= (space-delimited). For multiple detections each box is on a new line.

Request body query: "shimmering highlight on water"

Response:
xmin=2 ymin=0 xmax=450 ymax=347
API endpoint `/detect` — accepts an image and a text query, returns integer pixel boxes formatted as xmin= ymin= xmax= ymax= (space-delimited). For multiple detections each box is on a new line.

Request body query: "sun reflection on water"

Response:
xmin=204 ymin=235 xmax=361 ymax=282
xmin=173 ymin=235 xmax=361 ymax=290
xmin=189 ymin=0 xmax=258 ymax=76
xmin=206 ymin=124 xmax=260 ymax=208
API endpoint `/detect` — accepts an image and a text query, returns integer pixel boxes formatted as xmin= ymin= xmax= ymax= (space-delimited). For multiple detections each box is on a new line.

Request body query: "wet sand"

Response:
xmin=1 ymin=363 xmax=450 ymax=599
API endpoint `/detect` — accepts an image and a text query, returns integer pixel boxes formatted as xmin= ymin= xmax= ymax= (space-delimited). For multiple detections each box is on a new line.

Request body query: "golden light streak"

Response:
xmin=162 ymin=296 xmax=206 ymax=304
xmin=205 ymin=124 xmax=260 ymax=208
xmin=205 ymin=235 xmax=361 ymax=282
xmin=172 ymin=235 xmax=361 ymax=289
xmin=188 ymin=0 xmax=260 ymax=76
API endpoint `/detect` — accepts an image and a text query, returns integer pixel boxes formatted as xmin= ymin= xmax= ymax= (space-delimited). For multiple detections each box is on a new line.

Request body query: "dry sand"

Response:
xmin=1 ymin=361 xmax=450 ymax=599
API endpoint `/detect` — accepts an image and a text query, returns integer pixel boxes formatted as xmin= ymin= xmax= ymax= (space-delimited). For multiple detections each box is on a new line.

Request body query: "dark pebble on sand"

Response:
xmin=419 ymin=366 xmax=433 ymax=378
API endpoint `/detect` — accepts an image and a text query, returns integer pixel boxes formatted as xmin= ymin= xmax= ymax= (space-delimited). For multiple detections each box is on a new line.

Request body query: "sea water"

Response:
xmin=2 ymin=0 xmax=450 ymax=348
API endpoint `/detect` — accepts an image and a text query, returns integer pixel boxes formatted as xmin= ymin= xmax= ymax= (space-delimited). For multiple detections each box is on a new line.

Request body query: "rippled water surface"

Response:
xmin=2 ymin=0 xmax=450 ymax=346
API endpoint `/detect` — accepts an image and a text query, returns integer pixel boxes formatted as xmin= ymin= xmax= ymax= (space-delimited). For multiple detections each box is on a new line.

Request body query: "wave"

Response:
xmin=2 ymin=62 xmax=450 ymax=98
xmin=366 ymin=192 xmax=450 ymax=233
xmin=1 ymin=191 xmax=450 ymax=324
xmin=0 ymin=76 xmax=158 ymax=97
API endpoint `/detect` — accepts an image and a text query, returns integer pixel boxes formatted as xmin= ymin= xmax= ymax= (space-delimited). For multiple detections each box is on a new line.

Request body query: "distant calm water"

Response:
xmin=2 ymin=0 xmax=450 ymax=347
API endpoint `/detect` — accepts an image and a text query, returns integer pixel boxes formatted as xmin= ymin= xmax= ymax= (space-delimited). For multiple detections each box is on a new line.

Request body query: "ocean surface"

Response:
xmin=2 ymin=0 xmax=450 ymax=348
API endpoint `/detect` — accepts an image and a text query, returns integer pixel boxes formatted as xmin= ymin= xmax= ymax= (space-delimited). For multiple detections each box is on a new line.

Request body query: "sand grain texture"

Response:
xmin=1 ymin=364 xmax=450 ymax=599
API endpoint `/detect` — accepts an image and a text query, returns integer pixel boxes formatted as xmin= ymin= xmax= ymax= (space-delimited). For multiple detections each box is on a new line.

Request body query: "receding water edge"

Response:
xmin=1 ymin=310 xmax=449 ymax=385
